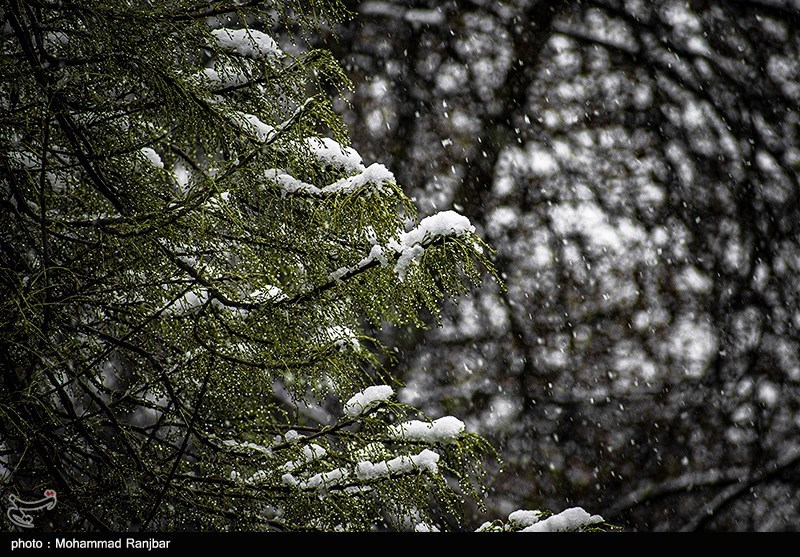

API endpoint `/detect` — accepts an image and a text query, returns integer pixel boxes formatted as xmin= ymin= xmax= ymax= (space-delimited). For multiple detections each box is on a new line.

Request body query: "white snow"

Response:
xmin=366 ymin=244 xmax=388 ymax=265
xmin=326 ymin=326 xmax=361 ymax=352
xmin=388 ymin=416 xmax=465 ymax=443
xmin=172 ymin=161 xmax=191 ymax=192
xmin=520 ymin=507 xmax=604 ymax=532
xmin=487 ymin=206 xmax=518 ymax=234
xmin=398 ymin=210 xmax=475 ymax=247
xmin=236 ymin=112 xmax=276 ymax=143
xmin=405 ymin=9 xmax=445 ymax=26
xmin=211 ymin=28 xmax=282 ymax=60
xmin=353 ymin=459 xmax=390 ymax=480
xmin=199 ymin=67 xmax=249 ymax=88
xmin=495 ymin=144 xmax=559 ymax=190
xmin=674 ymin=265 xmax=713 ymax=293
xmin=476 ymin=521 xmax=501 ymax=532
xmin=283 ymin=430 xmax=301 ymax=444
xmin=328 ymin=244 xmax=389 ymax=283
xmin=325 ymin=163 xmax=395 ymax=195
xmin=306 ymin=137 xmax=364 ymax=172
xmin=482 ymin=395 xmax=516 ymax=430
xmin=279 ymin=443 xmax=327 ymax=473
xmin=140 ymin=147 xmax=164 ymax=169
xmin=205 ymin=190 xmax=230 ymax=211
xmin=323 ymin=210 xmax=477 ymax=285
xmin=343 ymin=485 xmax=373 ymax=495
xmin=9 ymin=149 xmax=40 ymax=169
xmin=246 ymin=470 xmax=270 ymax=484
xmin=297 ymin=467 xmax=349 ymax=490
xmin=264 ymin=170 xmax=314 ymax=195
xmin=550 ymin=202 xmax=646 ymax=253
xmin=757 ymin=382 xmax=779 ymax=407
xmin=393 ymin=244 xmax=426 ymax=281
xmin=165 ymin=289 xmax=208 ymax=315
xmin=221 ymin=439 xmax=272 ymax=455
xmin=266 ymin=163 xmax=395 ymax=197
xmin=352 ymin=442 xmax=387 ymax=462
xmin=391 ymin=210 xmax=476 ymax=281
xmin=355 ymin=449 xmax=440 ymax=480
xmin=682 ymin=101 xmax=705 ymax=128
xmin=44 ymin=31 xmax=69 ymax=47
xmin=668 ymin=318 xmax=717 ymax=377
xmin=328 ymin=266 xmax=350 ymax=283
xmin=507 ymin=509 xmax=543 ymax=529
xmin=343 ymin=385 xmax=394 ymax=418
xmin=529 ymin=148 xmax=559 ymax=176
xmin=250 ymin=286 xmax=286 ymax=302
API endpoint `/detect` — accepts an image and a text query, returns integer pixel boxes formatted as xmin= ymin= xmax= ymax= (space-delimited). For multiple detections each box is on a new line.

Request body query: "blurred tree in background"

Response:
xmin=326 ymin=0 xmax=800 ymax=531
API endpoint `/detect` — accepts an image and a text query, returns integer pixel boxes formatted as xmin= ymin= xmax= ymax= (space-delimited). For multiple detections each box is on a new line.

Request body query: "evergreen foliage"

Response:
xmin=0 ymin=0 xmax=496 ymax=531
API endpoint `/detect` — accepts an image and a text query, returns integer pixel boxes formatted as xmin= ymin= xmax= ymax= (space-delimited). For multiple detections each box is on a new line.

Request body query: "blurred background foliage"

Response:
xmin=315 ymin=0 xmax=800 ymax=531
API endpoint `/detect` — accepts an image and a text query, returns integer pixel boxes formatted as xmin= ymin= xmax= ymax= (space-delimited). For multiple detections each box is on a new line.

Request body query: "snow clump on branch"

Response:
xmin=343 ymin=385 xmax=394 ymax=418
